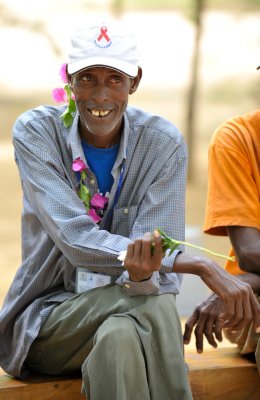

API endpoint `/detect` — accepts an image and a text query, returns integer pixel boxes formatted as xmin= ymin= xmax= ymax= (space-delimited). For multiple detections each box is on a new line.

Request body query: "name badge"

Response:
xmin=76 ymin=268 xmax=112 ymax=293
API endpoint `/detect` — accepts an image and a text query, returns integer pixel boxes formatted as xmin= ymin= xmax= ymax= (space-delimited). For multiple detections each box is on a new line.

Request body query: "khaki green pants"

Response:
xmin=26 ymin=285 xmax=192 ymax=400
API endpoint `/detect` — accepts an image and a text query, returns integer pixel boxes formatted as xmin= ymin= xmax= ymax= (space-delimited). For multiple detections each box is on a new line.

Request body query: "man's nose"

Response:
xmin=92 ymin=84 xmax=109 ymax=104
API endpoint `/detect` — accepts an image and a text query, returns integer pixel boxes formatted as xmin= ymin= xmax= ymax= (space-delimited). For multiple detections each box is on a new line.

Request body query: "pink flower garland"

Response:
xmin=72 ymin=157 xmax=109 ymax=223
xmin=52 ymin=63 xmax=76 ymax=127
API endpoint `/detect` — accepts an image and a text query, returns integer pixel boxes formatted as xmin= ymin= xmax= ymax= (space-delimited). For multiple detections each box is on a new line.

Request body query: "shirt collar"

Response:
xmin=112 ymin=113 xmax=129 ymax=170
xmin=66 ymin=112 xmax=86 ymax=165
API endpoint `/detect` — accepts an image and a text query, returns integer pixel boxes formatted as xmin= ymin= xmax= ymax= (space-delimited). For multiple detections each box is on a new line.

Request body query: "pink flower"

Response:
xmin=72 ymin=157 xmax=87 ymax=172
xmin=88 ymin=208 xmax=102 ymax=223
xmin=52 ymin=87 xmax=67 ymax=103
xmin=59 ymin=63 xmax=68 ymax=83
xmin=90 ymin=193 xmax=109 ymax=209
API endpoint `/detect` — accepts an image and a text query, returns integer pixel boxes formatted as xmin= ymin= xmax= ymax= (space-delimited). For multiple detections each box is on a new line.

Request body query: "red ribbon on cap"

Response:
xmin=97 ymin=26 xmax=110 ymax=42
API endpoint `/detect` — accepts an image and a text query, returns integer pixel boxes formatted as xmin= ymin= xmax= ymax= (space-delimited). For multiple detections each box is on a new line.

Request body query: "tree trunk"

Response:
xmin=186 ymin=0 xmax=205 ymax=181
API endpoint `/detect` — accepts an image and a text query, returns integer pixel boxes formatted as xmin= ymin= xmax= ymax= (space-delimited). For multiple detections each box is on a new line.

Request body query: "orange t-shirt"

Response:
xmin=203 ymin=109 xmax=260 ymax=275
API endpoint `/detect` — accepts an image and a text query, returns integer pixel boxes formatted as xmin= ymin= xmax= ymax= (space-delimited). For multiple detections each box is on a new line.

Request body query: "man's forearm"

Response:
xmin=227 ymin=226 xmax=260 ymax=274
xmin=173 ymin=253 xmax=214 ymax=277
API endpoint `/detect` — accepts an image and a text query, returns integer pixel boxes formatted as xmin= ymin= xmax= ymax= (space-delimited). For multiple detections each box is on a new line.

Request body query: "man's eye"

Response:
xmin=81 ymin=75 xmax=92 ymax=82
xmin=110 ymin=76 xmax=122 ymax=84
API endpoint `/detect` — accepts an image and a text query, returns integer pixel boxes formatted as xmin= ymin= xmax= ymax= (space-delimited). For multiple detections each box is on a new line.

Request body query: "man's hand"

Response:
xmin=124 ymin=231 xmax=163 ymax=282
xmin=198 ymin=257 xmax=260 ymax=334
xmin=183 ymin=294 xmax=225 ymax=353
xmin=174 ymin=253 xmax=260 ymax=340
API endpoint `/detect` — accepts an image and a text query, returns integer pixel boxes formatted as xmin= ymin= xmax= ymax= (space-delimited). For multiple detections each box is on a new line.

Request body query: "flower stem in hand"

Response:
xmin=156 ymin=228 xmax=235 ymax=262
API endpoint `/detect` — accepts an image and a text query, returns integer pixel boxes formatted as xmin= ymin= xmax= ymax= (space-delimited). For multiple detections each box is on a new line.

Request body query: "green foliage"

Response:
xmin=60 ymin=84 xmax=76 ymax=128
xmin=121 ymin=0 xmax=260 ymax=11
xmin=207 ymin=0 xmax=260 ymax=10
xmin=206 ymin=78 xmax=260 ymax=105
xmin=77 ymin=180 xmax=91 ymax=211
xmin=123 ymin=0 xmax=190 ymax=11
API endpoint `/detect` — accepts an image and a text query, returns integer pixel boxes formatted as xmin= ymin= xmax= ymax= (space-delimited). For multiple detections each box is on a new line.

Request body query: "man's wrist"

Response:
xmin=129 ymin=273 xmax=153 ymax=282
xmin=174 ymin=253 xmax=211 ymax=277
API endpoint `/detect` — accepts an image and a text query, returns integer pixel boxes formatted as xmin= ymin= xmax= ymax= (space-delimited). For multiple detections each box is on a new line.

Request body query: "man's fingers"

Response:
xmin=250 ymin=294 xmax=260 ymax=333
xmin=219 ymin=284 xmax=260 ymax=333
xmin=126 ymin=242 xmax=134 ymax=259
xmin=142 ymin=232 xmax=152 ymax=259
xmin=203 ymin=317 xmax=218 ymax=349
xmin=219 ymin=294 xmax=238 ymax=328
xmin=223 ymin=297 xmax=245 ymax=329
xmin=194 ymin=316 xmax=206 ymax=353
xmin=183 ymin=311 xmax=199 ymax=345
xmin=133 ymin=238 xmax=143 ymax=259
xmin=214 ymin=319 xmax=224 ymax=342
xmin=152 ymin=230 xmax=163 ymax=264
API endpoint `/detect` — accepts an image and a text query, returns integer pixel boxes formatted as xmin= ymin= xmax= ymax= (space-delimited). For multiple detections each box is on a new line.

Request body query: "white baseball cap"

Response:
xmin=67 ymin=21 xmax=140 ymax=77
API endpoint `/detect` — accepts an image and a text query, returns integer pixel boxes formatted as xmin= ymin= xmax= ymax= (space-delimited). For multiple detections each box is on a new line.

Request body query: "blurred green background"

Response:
xmin=0 ymin=0 xmax=259 ymax=316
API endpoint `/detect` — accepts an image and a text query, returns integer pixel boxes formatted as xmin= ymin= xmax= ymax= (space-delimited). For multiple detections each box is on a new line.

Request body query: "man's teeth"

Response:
xmin=91 ymin=110 xmax=110 ymax=117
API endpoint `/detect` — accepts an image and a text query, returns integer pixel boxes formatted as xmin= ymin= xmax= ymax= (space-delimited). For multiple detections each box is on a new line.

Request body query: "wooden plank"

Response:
xmin=186 ymin=348 xmax=260 ymax=400
xmin=186 ymin=347 xmax=255 ymax=369
xmin=0 ymin=374 xmax=84 ymax=400
xmin=1 ymin=348 xmax=259 ymax=399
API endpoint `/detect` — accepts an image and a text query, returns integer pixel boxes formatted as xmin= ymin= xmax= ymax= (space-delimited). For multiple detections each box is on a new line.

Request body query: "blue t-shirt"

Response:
xmin=81 ymin=141 xmax=119 ymax=195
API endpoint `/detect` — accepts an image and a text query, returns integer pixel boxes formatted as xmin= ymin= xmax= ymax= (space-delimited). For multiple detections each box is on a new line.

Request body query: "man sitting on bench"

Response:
xmin=184 ymin=69 xmax=260 ymax=373
xmin=0 ymin=21 xmax=260 ymax=400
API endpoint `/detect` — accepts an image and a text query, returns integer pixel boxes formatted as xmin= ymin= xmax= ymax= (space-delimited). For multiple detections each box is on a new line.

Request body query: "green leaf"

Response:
xmin=61 ymin=111 xmax=74 ymax=128
xmin=64 ymin=83 xmax=70 ymax=97
xmin=78 ymin=183 xmax=91 ymax=207
xmin=81 ymin=170 xmax=87 ymax=180
xmin=60 ymin=83 xmax=76 ymax=128
xmin=68 ymin=98 xmax=76 ymax=113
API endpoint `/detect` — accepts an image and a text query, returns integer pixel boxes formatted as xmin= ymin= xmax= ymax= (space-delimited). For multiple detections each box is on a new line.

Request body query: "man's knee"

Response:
xmin=94 ymin=316 xmax=140 ymax=352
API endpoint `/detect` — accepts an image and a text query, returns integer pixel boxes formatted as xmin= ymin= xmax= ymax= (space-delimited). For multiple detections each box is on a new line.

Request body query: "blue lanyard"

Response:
xmin=102 ymin=159 xmax=126 ymax=230
xmin=111 ymin=159 xmax=126 ymax=211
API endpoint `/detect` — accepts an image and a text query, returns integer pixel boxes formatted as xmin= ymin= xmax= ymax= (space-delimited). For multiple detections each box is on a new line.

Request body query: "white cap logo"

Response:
xmin=95 ymin=26 xmax=112 ymax=48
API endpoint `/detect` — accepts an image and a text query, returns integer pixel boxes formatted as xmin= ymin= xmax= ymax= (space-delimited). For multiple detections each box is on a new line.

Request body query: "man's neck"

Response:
xmin=82 ymin=134 xmax=121 ymax=148
xmin=79 ymin=124 xmax=122 ymax=149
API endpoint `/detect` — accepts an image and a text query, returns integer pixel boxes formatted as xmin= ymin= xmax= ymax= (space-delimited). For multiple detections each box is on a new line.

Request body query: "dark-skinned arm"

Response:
xmin=183 ymin=275 xmax=260 ymax=353
xmin=184 ymin=226 xmax=260 ymax=353
xmin=174 ymin=252 xmax=260 ymax=334
xmin=227 ymin=226 xmax=260 ymax=274
xmin=125 ymin=232 xmax=260 ymax=337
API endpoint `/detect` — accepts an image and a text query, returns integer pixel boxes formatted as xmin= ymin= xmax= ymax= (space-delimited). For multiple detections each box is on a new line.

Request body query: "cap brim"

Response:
xmin=68 ymin=57 xmax=138 ymax=77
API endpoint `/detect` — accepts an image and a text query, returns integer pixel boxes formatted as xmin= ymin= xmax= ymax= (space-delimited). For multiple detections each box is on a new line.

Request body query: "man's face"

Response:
xmin=70 ymin=66 xmax=140 ymax=141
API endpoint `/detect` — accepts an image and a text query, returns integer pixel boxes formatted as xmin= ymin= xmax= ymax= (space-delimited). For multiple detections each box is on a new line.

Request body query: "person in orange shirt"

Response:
xmin=184 ymin=67 xmax=260 ymax=373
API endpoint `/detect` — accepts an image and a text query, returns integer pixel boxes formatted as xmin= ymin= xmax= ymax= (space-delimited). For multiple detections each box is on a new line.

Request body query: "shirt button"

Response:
xmin=90 ymin=179 xmax=95 ymax=185
xmin=123 ymin=208 xmax=128 ymax=214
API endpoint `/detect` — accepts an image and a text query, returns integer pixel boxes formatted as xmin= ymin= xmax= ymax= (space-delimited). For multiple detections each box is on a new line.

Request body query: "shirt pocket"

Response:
xmin=111 ymin=204 xmax=139 ymax=236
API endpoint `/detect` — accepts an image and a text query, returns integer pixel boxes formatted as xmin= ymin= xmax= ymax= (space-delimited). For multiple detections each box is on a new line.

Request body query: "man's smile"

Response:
xmin=89 ymin=109 xmax=112 ymax=118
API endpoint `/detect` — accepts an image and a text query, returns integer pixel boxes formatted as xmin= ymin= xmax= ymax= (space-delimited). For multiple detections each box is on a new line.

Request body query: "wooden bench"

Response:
xmin=0 ymin=373 xmax=83 ymax=400
xmin=0 ymin=347 xmax=259 ymax=399
xmin=187 ymin=347 xmax=260 ymax=399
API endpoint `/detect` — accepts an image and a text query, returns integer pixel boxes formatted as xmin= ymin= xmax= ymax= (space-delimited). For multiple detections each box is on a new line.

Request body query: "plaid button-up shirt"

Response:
xmin=0 ymin=105 xmax=187 ymax=377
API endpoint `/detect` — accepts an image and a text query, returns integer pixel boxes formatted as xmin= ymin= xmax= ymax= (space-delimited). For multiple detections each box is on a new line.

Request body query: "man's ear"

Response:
xmin=129 ymin=67 xmax=142 ymax=95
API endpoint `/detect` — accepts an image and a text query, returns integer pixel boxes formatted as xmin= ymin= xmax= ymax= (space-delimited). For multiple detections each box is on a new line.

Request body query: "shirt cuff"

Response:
xmin=116 ymin=271 xmax=160 ymax=296
xmin=160 ymin=249 xmax=182 ymax=273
